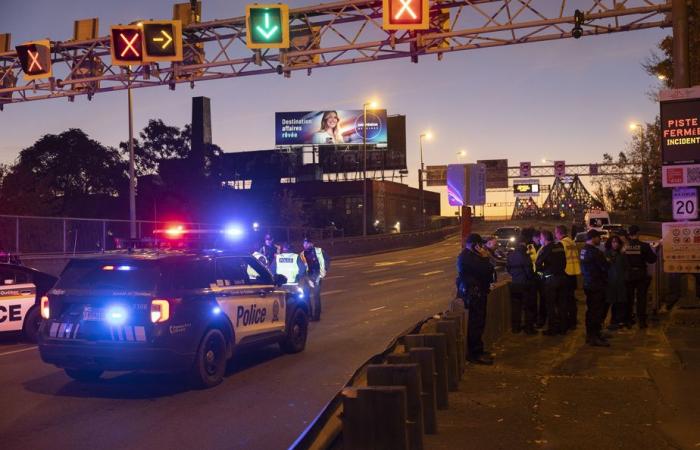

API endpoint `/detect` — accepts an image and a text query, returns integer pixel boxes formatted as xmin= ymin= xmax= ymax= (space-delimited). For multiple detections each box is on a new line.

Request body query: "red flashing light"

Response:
xmin=164 ymin=225 xmax=185 ymax=238
xmin=119 ymin=32 xmax=141 ymax=58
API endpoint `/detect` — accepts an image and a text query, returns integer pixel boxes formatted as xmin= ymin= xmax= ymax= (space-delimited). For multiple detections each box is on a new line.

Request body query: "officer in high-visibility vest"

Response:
xmin=271 ymin=243 xmax=305 ymax=285
xmin=300 ymin=236 xmax=330 ymax=321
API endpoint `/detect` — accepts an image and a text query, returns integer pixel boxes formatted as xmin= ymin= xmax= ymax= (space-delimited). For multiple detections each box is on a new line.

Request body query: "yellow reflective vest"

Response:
xmin=559 ymin=237 xmax=581 ymax=276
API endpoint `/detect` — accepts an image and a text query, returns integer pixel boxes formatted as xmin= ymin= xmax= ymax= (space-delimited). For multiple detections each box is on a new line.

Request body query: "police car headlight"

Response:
xmin=150 ymin=299 xmax=170 ymax=323
xmin=106 ymin=305 xmax=128 ymax=326
xmin=40 ymin=296 xmax=50 ymax=319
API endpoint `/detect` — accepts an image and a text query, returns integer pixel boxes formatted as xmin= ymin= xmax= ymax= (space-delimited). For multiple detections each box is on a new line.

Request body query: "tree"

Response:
xmin=0 ymin=129 xmax=128 ymax=216
xmin=119 ymin=119 xmax=190 ymax=175
xmin=643 ymin=1 xmax=699 ymax=87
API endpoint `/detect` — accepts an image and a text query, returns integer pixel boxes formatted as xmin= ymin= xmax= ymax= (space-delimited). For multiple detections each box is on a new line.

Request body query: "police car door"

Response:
xmin=213 ymin=257 xmax=284 ymax=345
xmin=0 ymin=267 xmax=36 ymax=333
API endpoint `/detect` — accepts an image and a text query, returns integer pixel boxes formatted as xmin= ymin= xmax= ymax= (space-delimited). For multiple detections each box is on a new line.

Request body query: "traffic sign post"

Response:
xmin=15 ymin=40 xmax=52 ymax=81
xmin=245 ymin=4 xmax=290 ymax=49
xmin=142 ymin=20 xmax=183 ymax=62
xmin=382 ymin=0 xmax=430 ymax=30
xmin=672 ymin=187 xmax=698 ymax=221
xmin=110 ymin=26 xmax=143 ymax=66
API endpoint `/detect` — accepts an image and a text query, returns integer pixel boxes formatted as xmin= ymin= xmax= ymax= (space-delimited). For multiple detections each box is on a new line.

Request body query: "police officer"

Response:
xmin=259 ymin=234 xmax=278 ymax=268
xmin=271 ymin=243 xmax=305 ymax=285
xmin=624 ymin=225 xmax=657 ymax=329
xmin=300 ymin=236 xmax=330 ymax=321
xmin=555 ymin=225 xmax=581 ymax=331
xmin=535 ymin=230 xmax=567 ymax=335
xmin=506 ymin=232 xmax=537 ymax=334
xmin=457 ymin=233 xmax=496 ymax=365
xmin=580 ymin=229 xmax=611 ymax=347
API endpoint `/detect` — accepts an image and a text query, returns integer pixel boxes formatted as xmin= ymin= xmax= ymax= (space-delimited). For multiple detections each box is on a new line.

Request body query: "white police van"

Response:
xmin=38 ymin=250 xmax=309 ymax=388
xmin=0 ymin=263 xmax=57 ymax=342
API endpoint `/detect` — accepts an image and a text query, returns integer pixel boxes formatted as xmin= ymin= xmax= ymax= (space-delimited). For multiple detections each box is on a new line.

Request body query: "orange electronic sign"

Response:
xmin=110 ymin=25 xmax=143 ymax=66
xmin=15 ymin=40 xmax=52 ymax=81
xmin=382 ymin=0 xmax=430 ymax=30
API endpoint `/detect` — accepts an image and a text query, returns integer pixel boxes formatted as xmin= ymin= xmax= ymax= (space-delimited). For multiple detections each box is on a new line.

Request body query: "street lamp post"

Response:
xmin=419 ymin=132 xmax=432 ymax=229
xmin=127 ymin=68 xmax=137 ymax=239
xmin=362 ymin=101 xmax=377 ymax=236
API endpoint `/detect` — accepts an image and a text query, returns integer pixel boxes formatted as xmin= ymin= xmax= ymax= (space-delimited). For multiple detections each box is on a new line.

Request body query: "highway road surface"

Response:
xmin=0 ymin=233 xmax=469 ymax=450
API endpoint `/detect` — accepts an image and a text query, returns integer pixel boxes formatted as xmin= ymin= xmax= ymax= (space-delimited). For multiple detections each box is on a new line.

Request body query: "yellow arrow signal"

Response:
xmin=152 ymin=30 xmax=173 ymax=49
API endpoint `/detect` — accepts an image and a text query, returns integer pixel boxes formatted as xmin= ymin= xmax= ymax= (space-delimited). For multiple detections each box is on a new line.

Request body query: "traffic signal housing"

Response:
xmin=572 ymin=10 xmax=584 ymax=39
xmin=142 ymin=20 xmax=183 ymax=62
xmin=383 ymin=0 xmax=430 ymax=30
xmin=110 ymin=25 xmax=143 ymax=66
xmin=245 ymin=4 xmax=290 ymax=49
xmin=15 ymin=40 xmax=52 ymax=81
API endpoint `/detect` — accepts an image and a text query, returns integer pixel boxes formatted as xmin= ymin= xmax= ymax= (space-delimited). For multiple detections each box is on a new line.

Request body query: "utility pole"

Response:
xmin=127 ymin=67 xmax=136 ymax=239
xmin=672 ymin=0 xmax=690 ymax=89
xmin=362 ymin=103 xmax=368 ymax=236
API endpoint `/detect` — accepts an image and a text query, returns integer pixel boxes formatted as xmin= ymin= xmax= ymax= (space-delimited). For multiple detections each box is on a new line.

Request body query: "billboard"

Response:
xmin=476 ymin=159 xmax=508 ymax=189
xmin=276 ymin=109 xmax=388 ymax=146
xmin=319 ymin=115 xmax=406 ymax=172
xmin=513 ymin=179 xmax=540 ymax=198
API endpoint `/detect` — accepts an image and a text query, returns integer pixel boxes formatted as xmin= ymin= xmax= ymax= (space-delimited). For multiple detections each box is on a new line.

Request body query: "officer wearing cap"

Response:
xmin=457 ymin=233 xmax=496 ymax=365
xmin=300 ymin=236 xmax=330 ymax=321
xmin=624 ymin=225 xmax=657 ymax=328
xmin=535 ymin=230 xmax=567 ymax=335
xmin=580 ymin=229 xmax=611 ymax=346
xmin=271 ymin=242 xmax=305 ymax=285
xmin=259 ymin=234 xmax=278 ymax=268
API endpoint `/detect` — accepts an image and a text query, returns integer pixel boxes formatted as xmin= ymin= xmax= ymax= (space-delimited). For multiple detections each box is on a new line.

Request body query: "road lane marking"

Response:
xmin=369 ymin=306 xmax=386 ymax=312
xmin=406 ymin=261 xmax=425 ymax=266
xmin=421 ymin=270 xmax=445 ymax=276
xmin=323 ymin=289 xmax=346 ymax=296
xmin=363 ymin=268 xmax=390 ymax=274
xmin=0 ymin=346 xmax=38 ymax=357
xmin=430 ymin=256 xmax=451 ymax=262
xmin=369 ymin=278 xmax=404 ymax=286
xmin=324 ymin=275 xmax=345 ymax=280
xmin=333 ymin=262 xmax=360 ymax=268
xmin=374 ymin=260 xmax=408 ymax=267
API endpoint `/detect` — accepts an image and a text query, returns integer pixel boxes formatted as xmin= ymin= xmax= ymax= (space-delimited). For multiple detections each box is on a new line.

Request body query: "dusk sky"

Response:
xmin=0 ymin=0 xmax=668 ymax=215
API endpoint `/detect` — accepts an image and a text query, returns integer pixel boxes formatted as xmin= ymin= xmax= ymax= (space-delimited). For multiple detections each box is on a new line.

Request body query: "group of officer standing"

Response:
xmin=458 ymin=223 xmax=657 ymax=366
xmin=506 ymin=224 xmax=657 ymax=347
xmin=255 ymin=234 xmax=329 ymax=322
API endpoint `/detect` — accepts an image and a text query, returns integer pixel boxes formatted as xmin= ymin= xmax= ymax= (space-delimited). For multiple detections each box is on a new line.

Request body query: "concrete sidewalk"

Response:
xmin=424 ymin=307 xmax=700 ymax=450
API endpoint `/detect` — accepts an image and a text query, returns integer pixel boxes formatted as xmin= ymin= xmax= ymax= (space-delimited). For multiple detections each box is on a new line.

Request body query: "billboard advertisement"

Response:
xmin=476 ymin=159 xmax=508 ymax=189
xmin=276 ymin=109 xmax=388 ymax=146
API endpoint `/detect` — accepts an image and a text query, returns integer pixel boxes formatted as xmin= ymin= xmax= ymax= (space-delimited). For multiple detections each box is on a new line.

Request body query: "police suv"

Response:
xmin=38 ymin=250 xmax=309 ymax=388
xmin=0 ymin=263 xmax=57 ymax=342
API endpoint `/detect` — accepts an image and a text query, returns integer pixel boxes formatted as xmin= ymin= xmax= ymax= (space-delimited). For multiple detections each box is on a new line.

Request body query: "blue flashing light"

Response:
xmin=117 ymin=265 xmax=133 ymax=271
xmin=224 ymin=225 xmax=245 ymax=239
xmin=212 ymin=306 xmax=222 ymax=315
xmin=296 ymin=287 xmax=305 ymax=299
xmin=106 ymin=305 xmax=128 ymax=326
xmin=252 ymin=222 xmax=260 ymax=231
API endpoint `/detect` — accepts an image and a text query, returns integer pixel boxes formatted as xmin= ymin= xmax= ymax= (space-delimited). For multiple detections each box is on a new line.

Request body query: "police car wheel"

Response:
xmin=280 ymin=308 xmax=308 ymax=354
xmin=189 ymin=328 xmax=227 ymax=388
xmin=22 ymin=306 xmax=41 ymax=343
xmin=64 ymin=368 xmax=103 ymax=382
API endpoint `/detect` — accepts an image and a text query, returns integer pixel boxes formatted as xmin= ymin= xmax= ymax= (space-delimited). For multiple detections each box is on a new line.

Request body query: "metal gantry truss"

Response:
xmin=512 ymin=174 xmax=602 ymax=219
xmin=0 ymin=0 xmax=671 ymax=106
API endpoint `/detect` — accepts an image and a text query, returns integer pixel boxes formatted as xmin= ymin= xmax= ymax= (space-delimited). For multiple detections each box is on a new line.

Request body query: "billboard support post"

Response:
xmin=460 ymin=206 xmax=471 ymax=248
xmin=362 ymin=103 xmax=368 ymax=236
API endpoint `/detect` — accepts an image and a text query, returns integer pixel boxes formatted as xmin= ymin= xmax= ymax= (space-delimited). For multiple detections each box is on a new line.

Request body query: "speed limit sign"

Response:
xmin=673 ymin=187 xmax=698 ymax=220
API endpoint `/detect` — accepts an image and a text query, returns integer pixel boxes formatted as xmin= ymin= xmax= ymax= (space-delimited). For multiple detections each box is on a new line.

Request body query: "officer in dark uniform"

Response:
xmin=580 ymin=229 xmax=611 ymax=347
xmin=259 ymin=234 xmax=278 ymax=268
xmin=535 ymin=230 xmax=567 ymax=335
xmin=624 ymin=225 xmax=657 ymax=328
xmin=300 ymin=237 xmax=329 ymax=321
xmin=457 ymin=233 xmax=496 ymax=365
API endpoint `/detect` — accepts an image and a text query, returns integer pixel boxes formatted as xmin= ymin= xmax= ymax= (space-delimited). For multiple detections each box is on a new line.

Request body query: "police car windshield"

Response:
xmin=494 ymin=228 xmax=519 ymax=238
xmin=56 ymin=259 xmax=161 ymax=291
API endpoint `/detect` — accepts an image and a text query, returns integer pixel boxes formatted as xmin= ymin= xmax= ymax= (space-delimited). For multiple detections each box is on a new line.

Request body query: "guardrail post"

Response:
xmin=406 ymin=333 xmax=449 ymax=410
xmin=342 ymin=386 xmax=409 ymax=450
xmin=443 ymin=312 xmax=466 ymax=374
xmin=436 ymin=320 xmax=459 ymax=390
xmin=367 ymin=364 xmax=424 ymax=450
xmin=386 ymin=349 xmax=437 ymax=434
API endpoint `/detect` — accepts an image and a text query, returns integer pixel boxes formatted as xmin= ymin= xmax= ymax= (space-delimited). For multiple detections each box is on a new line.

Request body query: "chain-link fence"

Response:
xmin=0 ymin=215 xmax=344 ymax=256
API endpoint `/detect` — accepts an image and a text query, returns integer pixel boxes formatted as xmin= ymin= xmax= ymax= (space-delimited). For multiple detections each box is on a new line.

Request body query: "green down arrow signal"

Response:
xmin=256 ymin=12 xmax=279 ymax=40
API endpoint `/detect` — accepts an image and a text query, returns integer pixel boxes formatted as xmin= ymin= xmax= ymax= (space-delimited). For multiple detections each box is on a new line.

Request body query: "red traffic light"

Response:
xmin=15 ymin=40 xmax=52 ymax=81
xmin=383 ymin=0 xmax=430 ymax=30
xmin=110 ymin=26 xmax=143 ymax=66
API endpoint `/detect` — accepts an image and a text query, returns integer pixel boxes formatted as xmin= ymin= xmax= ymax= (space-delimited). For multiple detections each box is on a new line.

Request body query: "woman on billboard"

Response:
xmin=312 ymin=111 xmax=345 ymax=145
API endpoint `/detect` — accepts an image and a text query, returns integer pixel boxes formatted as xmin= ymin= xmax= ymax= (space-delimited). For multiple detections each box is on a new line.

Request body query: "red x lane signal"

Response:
xmin=383 ymin=0 xmax=430 ymax=30
xmin=110 ymin=25 xmax=143 ymax=66
xmin=15 ymin=40 xmax=52 ymax=81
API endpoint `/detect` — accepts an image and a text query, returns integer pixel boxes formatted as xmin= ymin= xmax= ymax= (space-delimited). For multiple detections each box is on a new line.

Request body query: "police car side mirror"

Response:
xmin=274 ymin=274 xmax=288 ymax=287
